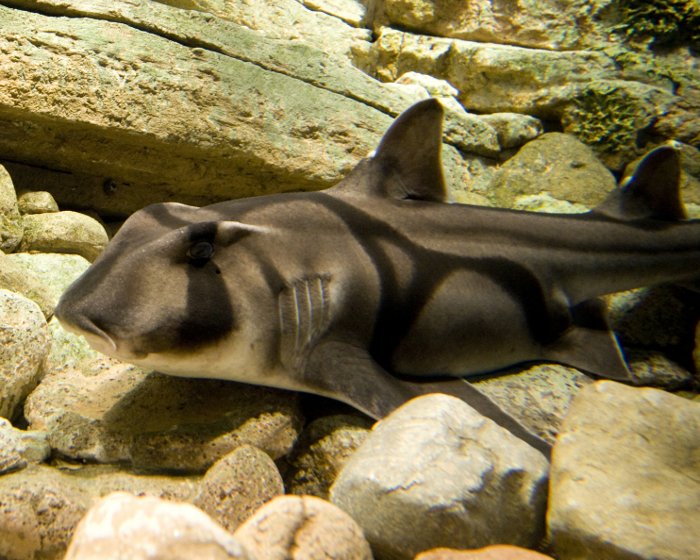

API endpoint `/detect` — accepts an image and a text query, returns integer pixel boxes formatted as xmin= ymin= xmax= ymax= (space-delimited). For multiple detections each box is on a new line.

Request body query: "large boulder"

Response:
xmin=548 ymin=381 xmax=700 ymax=560
xmin=0 ymin=165 xmax=22 ymax=252
xmin=24 ymin=358 xmax=303 ymax=471
xmin=0 ymin=290 xmax=50 ymax=420
xmin=330 ymin=394 xmax=549 ymax=559
xmin=0 ymin=0 xmax=470 ymax=217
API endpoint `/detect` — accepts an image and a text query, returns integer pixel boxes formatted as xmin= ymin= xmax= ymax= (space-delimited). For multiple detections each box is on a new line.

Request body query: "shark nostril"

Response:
xmin=56 ymin=301 xmax=118 ymax=354
xmin=79 ymin=316 xmax=118 ymax=353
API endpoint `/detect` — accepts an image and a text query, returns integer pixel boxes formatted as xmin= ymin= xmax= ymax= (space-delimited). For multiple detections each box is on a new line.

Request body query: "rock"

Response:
xmin=548 ymin=381 xmax=700 ymax=560
xmin=0 ymin=164 xmax=23 ymax=252
xmin=0 ymin=464 xmax=199 ymax=560
xmin=285 ymin=414 xmax=372 ymax=499
xmin=234 ymin=495 xmax=372 ymax=560
xmin=0 ymin=1 xmax=461 ymax=217
xmin=365 ymin=28 xmax=620 ymax=117
xmin=395 ymin=71 xmax=459 ymax=98
xmin=473 ymin=364 xmax=593 ymax=445
xmin=0 ymin=252 xmax=55 ymax=318
xmin=17 ymin=191 xmax=60 ymax=214
xmin=3 ymin=252 xmax=91 ymax=317
xmin=368 ymin=0 xmax=615 ymax=50
xmin=0 ymin=289 xmax=50 ymax=420
xmin=300 ymin=0 xmax=367 ymax=27
xmin=510 ymin=193 xmax=590 ymax=214
xmin=194 ymin=444 xmax=284 ymax=532
xmin=626 ymin=349 xmax=694 ymax=390
xmin=330 ymin=394 xmax=549 ymax=559
xmin=64 ymin=492 xmax=251 ymax=560
xmin=196 ymin=0 xmax=370 ymax=59
xmin=606 ymin=286 xmax=700 ymax=351
xmin=479 ymin=113 xmax=543 ymax=150
xmin=46 ymin=316 xmax=102 ymax=373
xmin=24 ymin=358 xmax=303 ymax=471
xmin=18 ymin=211 xmax=108 ymax=262
xmin=492 ymin=133 xmax=616 ymax=209
xmin=559 ymin=80 xmax=676 ymax=167
xmin=0 ymin=418 xmax=50 ymax=474
xmin=415 ymin=545 xmax=554 ymax=560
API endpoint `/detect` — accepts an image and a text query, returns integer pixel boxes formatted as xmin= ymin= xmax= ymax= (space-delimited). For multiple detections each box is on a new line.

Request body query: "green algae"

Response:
xmin=617 ymin=0 xmax=700 ymax=49
xmin=564 ymin=84 xmax=640 ymax=153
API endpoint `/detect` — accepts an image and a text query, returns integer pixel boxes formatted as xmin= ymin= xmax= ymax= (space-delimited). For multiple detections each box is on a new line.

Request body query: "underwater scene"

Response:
xmin=0 ymin=1 xmax=698 ymax=559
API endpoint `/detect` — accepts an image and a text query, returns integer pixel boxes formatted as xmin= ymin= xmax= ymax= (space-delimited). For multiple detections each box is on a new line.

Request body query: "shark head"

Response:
xmin=55 ymin=202 xmax=275 ymax=378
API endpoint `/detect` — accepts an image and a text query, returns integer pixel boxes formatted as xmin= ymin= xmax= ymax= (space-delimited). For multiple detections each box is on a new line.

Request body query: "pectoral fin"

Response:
xmin=304 ymin=339 xmax=551 ymax=458
xmin=303 ymin=339 xmax=415 ymax=419
xmin=543 ymin=298 xmax=633 ymax=382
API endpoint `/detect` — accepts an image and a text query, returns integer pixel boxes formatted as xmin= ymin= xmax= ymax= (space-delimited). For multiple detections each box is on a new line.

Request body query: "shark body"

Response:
xmin=56 ymin=100 xmax=700 ymax=457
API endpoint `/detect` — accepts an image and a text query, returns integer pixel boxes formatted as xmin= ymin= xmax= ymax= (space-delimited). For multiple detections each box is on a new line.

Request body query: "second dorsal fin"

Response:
xmin=331 ymin=99 xmax=447 ymax=202
xmin=594 ymin=146 xmax=685 ymax=221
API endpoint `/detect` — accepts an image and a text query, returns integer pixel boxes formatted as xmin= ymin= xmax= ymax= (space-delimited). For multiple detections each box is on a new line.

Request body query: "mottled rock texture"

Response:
xmin=64 ymin=492 xmax=251 ymax=560
xmin=234 ymin=495 xmax=373 ymax=560
xmin=25 ymin=359 xmax=302 ymax=471
xmin=331 ymin=394 xmax=549 ymax=559
xmin=194 ymin=444 xmax=285 ymax=532
xmin=0 ymin=290 xmax=50 ymax=420
xmin=0 ymin=465 xmax=199 ymax=560
xmin=548 ymin=381 xmax=700 ymax=560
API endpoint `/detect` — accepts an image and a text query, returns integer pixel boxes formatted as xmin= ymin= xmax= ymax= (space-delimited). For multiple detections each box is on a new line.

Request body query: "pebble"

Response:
xmin=234 ymin=495 xmax=373 ymax=560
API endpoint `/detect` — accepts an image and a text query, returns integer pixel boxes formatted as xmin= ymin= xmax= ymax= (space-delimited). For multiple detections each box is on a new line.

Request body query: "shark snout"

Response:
xmin=55 ymin=298 xmax=118 ymax=354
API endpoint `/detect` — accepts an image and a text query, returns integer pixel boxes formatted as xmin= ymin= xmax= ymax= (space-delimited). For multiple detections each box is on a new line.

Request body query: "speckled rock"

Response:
xmin=189 ymin=0 xmax=370 ymax=59
xmin=234 ymin=495 xmax=373 ymax=560
xmin=24 ymin=358 xmax=303 ymax=471
xmin=492 ymin=133 xmax=616 ymax=208
xmin=300 ymin=0 xmax=367 ymax=27
xmin=330 ymin=394 xmax=549 ymax=560
xmin=17 ymin=191 xmax=59 ymax=214
xmin=625 ymin=349 xmax=693 ymax=390
xmin=0 ymin=464 xmax=199 ymax=560
xmin=0 ymin=418 xmax=50 ymax=474
xmin=510 ymin=193 xmax=590 ymax=214
xmin=0 ymin=289 xmax=50 ymax=420
xmin=363 ymin=28 xmax=621 ymax=117
xmin=285 ymin=414 xmax=372 ymax=499
xmin=18 ymin=211 xmax=108 ymax=262
xmin=548 ymin=381 xmax=700 ymax=560
xmin=0 ymin=252 xmax=55 ymax=318
xmin=3 ymin=252 xmax=91 ymax=318
xmin=64 ymin=492 xmax=251 ymax=560
xmin=415 ymin=545 xmax=554 ymax=560
xmin=194 ymin=444 xmax=284 ymax=532
xmin=0 ymin=0 xmax=439 ymax=216
xmin=46 ymin=317 xmax=102 ymax=373
xmin=473 ymin=364 xmax=593 ymax=444
xmin=368 ymin=0 xmax=615 ymax=50
xmin=480 ymin=113 xmax=543 ymax=150
xmin=607 ymin=286 xmax=700 ymax=351
xmin=0 ymin=164 xmax=23 ymax=252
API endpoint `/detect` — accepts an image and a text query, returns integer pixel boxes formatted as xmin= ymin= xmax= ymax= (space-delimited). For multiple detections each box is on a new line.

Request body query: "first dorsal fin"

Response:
xmin=331 ymin=99 xmax=447 ymax=202
xmin=594 ymin=146 xmax=685 ymax=221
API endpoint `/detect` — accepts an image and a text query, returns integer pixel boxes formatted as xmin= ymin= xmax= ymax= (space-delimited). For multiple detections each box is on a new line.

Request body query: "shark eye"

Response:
xmin=187 ymin=241 xmax=214 ymax=266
